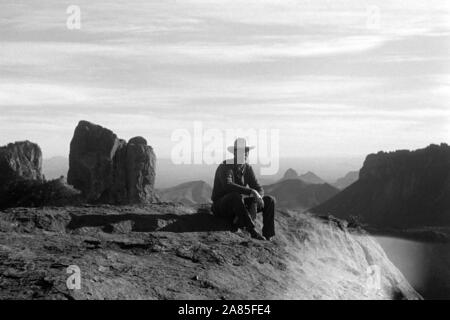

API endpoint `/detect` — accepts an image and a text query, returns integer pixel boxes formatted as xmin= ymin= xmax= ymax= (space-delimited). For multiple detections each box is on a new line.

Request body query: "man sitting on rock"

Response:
xmin=211 ymin=138 xmax=276 ymax=240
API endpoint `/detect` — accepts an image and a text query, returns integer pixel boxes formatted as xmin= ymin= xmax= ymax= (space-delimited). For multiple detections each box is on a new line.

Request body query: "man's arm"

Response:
xmin=246 ymin=165 xmax=264 ymax=197
xmin=222 ymin=166 xmax=253 ymax=195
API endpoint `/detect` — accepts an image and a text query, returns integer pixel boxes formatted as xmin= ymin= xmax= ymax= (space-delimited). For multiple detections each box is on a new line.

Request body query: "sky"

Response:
xmin=0 ymin=0 xmax=449 ymax=161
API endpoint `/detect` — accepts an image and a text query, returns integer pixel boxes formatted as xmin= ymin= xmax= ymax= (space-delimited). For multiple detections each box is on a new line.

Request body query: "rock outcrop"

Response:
xmin=67 ymin=121 xmax=156 ymax=204
xmin=0 ymin=203 xmax=421 ymax=300
xmin=125 ymin=137 xmax=156 ymax=203
xmin=0 ymin=141 xmax=42 ymax=191
xmin=311 ymin=144 xmax=450 ymax=228
xmin=0 ymin=141 xmax=85 ymax=209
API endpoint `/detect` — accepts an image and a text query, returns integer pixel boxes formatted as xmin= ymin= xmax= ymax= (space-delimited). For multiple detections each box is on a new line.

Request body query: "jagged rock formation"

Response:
xmin=0 ymin=141 xmax=42 ymax=191
xmin=67 ymin=121 xmax=156 ymax=204
xmin=312 ymin=144 xmax=450 ymax=228
xmin=0 ymin=203 xmax=420 ymax=300
xmin=333 ymin=171 xmax=359 ymax=190
xmin=264 ymin=179 xmax=339 ymax=210
xmin=157 ymin=181 xmax=212 ymax=205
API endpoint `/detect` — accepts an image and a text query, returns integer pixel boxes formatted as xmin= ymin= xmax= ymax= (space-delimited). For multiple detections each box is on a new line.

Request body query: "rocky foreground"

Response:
xmin=0 ymin=203 xmax=420 ymax=300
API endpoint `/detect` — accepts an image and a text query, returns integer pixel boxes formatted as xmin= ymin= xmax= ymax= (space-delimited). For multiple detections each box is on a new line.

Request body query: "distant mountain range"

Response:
xmin=332 ymin=171 xmax=358 ymax=190
xmin=298 ymin=171 xmax=327 ymax=184
xmin=157 ymin=180 xmax=213 ymax=205
xmin=41 ymin=155 xmax=363 ymax=188
xmin=264 ymin=178 xmax=339 ymax=210
xmin=278 ymin=168 xmax=327 ymax=184
xmin=312 ymin=143 xmax=450 ymax=228
xmin=155 ymin=168 xmax=340 ymax=209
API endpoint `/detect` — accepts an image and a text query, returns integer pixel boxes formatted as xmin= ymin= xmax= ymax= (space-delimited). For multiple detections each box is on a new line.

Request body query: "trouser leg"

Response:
xmin=245 ymin=195 xmax=276 ymax=237
xmin=216 ymin=192 xmax=255 ymax=230
xmin=261 ymin=195 xmax=276 ymax=238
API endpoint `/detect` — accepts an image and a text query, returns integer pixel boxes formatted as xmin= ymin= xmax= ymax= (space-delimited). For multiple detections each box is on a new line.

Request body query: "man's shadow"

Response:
xmin=66 ymin=208 xmax=232 ymax=233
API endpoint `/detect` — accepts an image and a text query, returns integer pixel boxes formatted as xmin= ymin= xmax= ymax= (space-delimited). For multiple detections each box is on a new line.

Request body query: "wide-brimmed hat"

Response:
xmin=227 ymin=138 xmax=255 ymax=153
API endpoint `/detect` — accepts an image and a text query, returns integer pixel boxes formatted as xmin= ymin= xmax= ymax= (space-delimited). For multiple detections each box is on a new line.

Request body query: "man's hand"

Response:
xmin=251 ymin=189 xmax=264 ymax=208
xmin=250 ymin=189 xmax=261 ymax=199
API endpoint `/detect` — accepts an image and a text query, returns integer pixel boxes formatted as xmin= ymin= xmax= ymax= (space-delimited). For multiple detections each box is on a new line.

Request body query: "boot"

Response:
xmin=247 ymin=227 xmax=265 ymax=240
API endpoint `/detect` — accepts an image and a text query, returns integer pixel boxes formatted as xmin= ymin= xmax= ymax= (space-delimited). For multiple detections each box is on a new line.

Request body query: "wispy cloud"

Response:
xmin=0 ymin=0 xmax=449 ymax=158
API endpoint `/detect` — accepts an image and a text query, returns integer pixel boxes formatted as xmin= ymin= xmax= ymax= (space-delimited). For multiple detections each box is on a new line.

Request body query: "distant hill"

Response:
xmin=264 ymin=179 xmax=339 ymax=210
xmin=157 ymin=180 xmax=212 ymax=205
xmin=278 ymin=168 xmax=327 ymax=185
xmin=311 ymin=144 xmax=450 ymax=228
xmin=299 ymin=171 xmax=326 ymax=184
xmin=42 ymin=156 xmax=68 ymax=180
xmin=281 ymin=168 xmax=299 ymax=180
xmin=131 ymin=157 xmax=365 ymax=189
xmin=333 ymin=171 xmax=359 ymax=190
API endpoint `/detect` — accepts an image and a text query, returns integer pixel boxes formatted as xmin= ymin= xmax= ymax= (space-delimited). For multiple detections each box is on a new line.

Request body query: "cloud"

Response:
xmin=0 ymin=0 xmax=448 ymax=158
xmin=0 ymin=82 xmax=92 ymax=106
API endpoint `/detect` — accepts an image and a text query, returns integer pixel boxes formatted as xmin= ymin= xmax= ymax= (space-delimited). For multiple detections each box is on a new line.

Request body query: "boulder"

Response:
xmin=0 ymin=141 xmax=42 ymax=191
xmin=108 ymin=141 xmax=128 ymax=204
xmin=67 ymin=121 xmax=156 ymax=204
xmin=128 ymin=136 xmax=147 ymax=145
xmin=126 ymin=137 xmax=156 ymax=203
xmin=67 ymin=121 xmax=124 ymax=202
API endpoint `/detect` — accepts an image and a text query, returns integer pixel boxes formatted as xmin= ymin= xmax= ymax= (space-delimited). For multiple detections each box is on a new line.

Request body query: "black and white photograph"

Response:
xmin=0 ymin=0 xmax=449 ymax=306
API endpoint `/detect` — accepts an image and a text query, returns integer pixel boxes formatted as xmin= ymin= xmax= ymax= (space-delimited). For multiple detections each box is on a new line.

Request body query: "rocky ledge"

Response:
xmin=0 ymin=204 xmax=420 ymax=300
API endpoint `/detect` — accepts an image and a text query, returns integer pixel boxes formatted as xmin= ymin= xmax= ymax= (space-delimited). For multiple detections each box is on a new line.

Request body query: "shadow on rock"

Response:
xmin=66 ymin=210 xmax=232 ymax=233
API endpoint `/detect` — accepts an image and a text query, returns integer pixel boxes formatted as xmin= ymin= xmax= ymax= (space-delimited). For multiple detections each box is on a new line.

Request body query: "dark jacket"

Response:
xmin=211 ymin=160 xmax=264 ymax=203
